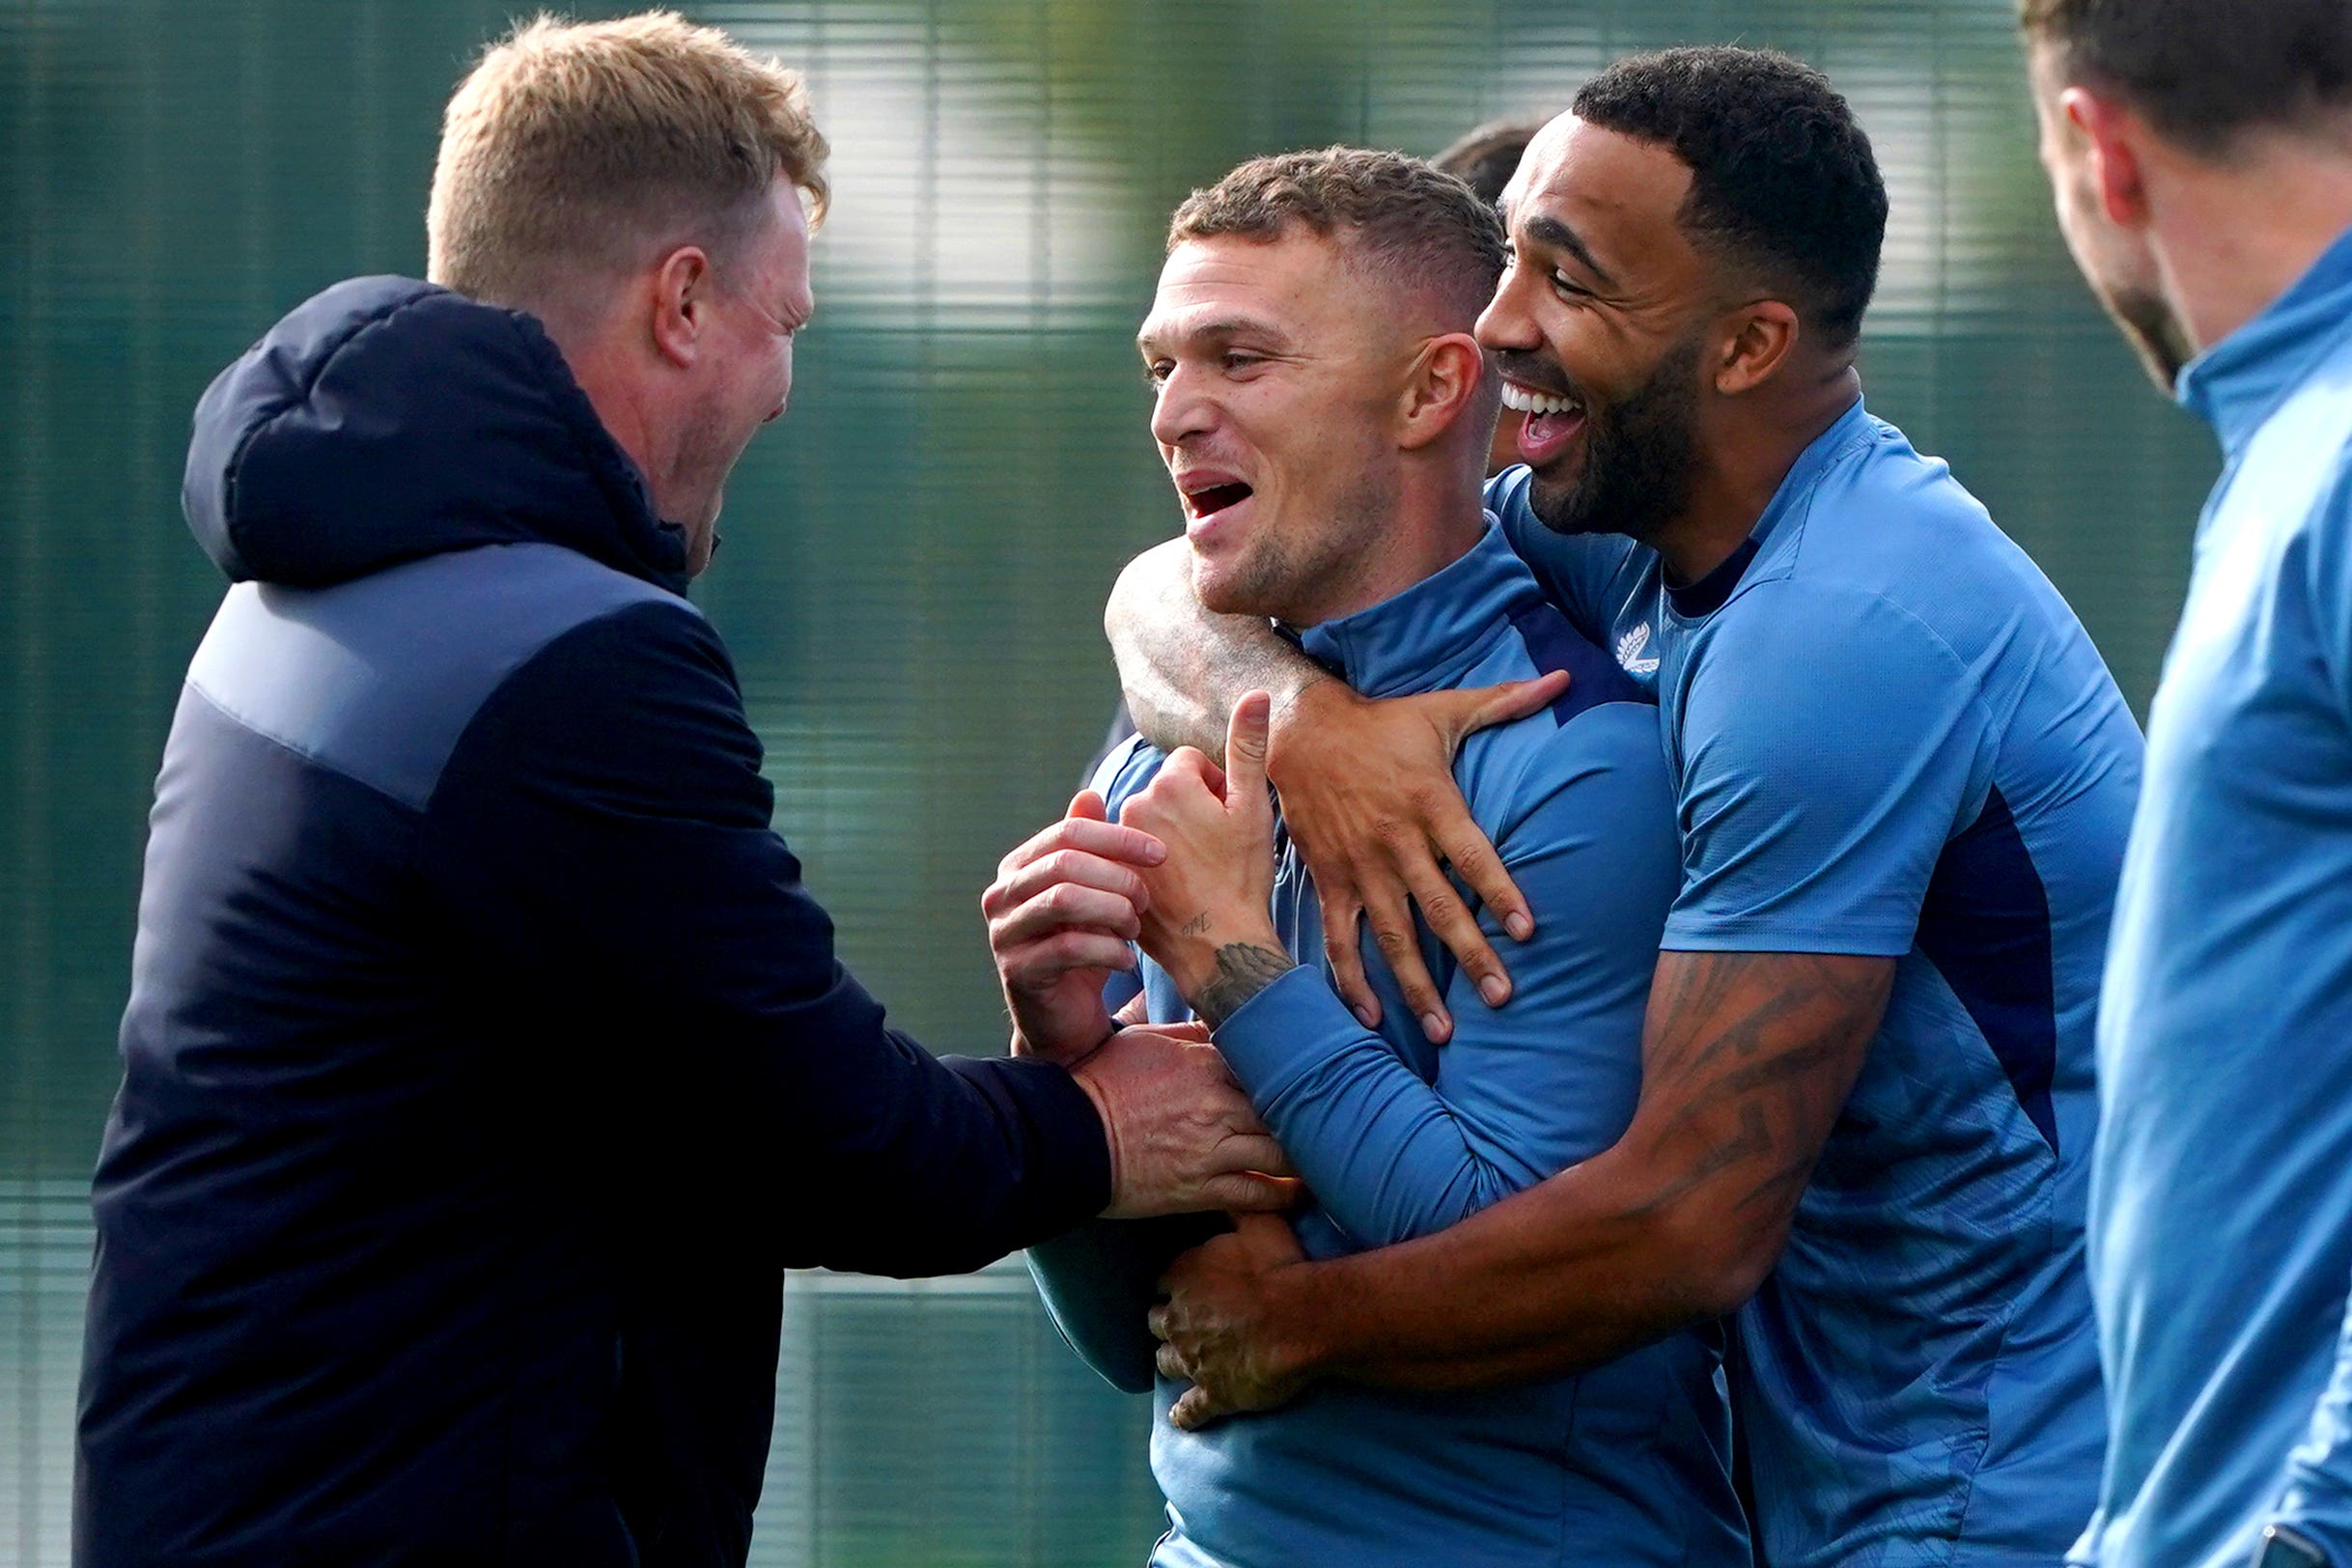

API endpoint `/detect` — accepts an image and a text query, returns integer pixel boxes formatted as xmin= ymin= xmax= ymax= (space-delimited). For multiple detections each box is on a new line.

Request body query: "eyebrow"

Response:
xmin=1135 ymin=316 xmax=1293 ymax=353
xmin=1521 ymin=212 xmax=1618 ymax=290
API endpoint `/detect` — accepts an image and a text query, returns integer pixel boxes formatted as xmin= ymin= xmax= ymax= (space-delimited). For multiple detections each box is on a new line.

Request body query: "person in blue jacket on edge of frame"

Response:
xmin=2025 ymin=2 xmax=2352 ymax=1566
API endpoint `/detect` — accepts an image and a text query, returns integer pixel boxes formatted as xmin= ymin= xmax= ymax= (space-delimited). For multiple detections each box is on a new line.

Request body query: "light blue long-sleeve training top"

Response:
xmin=1491 ymin=398 xmax=2142 ymax=1568
xmin=1028 ymin=523 xmax=1749 ymax=1568
xmin=2076 ymin=224 xmax=2352 ymax=1568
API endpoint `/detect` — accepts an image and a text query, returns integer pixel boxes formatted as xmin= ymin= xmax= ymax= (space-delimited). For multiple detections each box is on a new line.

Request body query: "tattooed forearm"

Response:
xmin=1187 ymin=947 xmax=1897 ymax=1395
xmin=1632 ymin=950 xmax=1890 ymax=1219
xmin=1190 ymin=942 xmax=1299 ymax=1031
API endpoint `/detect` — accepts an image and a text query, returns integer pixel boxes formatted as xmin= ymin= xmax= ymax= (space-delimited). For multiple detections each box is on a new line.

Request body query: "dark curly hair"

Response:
xmin=2019 ymin=0 xmax=2352 ymax=154
xmin=1574 ymin=48 xmax=1887 ymax=350
xmin=1169 ymin=146 xmax=1508 ymax=325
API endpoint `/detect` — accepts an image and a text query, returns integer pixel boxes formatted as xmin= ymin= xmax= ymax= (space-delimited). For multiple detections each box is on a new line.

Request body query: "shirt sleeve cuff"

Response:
xmin=1661 ymin=912 xmax=1918 ymax=958
xmin=1211 ymin=964 xmax=1370 ymax=1102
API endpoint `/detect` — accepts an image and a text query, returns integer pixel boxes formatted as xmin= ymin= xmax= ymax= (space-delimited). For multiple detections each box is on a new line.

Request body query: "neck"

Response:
xmin=1290 ymin=458 xmax=1489 ymax=629
xmin=2150 ymin=127 xmax=2352 ymax=352
xmin=558 ymin=331 xmax=660 ymax=484
xmin=1649 ymin=362 xmax=1860 ymax=585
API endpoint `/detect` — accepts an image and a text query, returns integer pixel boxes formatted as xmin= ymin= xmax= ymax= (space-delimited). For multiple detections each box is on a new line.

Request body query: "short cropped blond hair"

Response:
xmin=428 ymin=11 xmax=827 ymax=313
xmin=1169 ymin=147 xmax=1505 ymax=325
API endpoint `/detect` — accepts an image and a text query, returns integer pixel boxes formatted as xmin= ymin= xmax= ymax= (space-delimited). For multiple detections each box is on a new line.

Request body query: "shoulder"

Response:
xmin=1765 ymin=421 xmax=2058 ymax=647
xmin=1673 ymin=577 xmax=1996 ymax=802
xmin=1693 ymin=574 xmax=1974 ymax=699
xmin=186 ymin=543 xmax=696 ymax=814
xmin=429 ymin=562 xmax=758 ymax=818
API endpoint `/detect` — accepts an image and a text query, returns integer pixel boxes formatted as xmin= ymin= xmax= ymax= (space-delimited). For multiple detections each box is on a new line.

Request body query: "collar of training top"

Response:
xmin=2177 ymin=221 xmax=2352 ymax=453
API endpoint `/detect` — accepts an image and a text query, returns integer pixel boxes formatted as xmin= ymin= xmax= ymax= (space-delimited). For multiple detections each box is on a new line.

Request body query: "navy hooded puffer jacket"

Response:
xmin=75 ymin=277 xmax=1109 ymax=1568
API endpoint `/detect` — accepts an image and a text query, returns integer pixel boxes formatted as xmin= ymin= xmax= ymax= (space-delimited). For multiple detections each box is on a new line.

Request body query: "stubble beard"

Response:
xmin=2100 ymin=281 xmax=2198 ymax=394
xmin=1197 ymin=464 xmax=1400 ymax=628
xmin=1526 ymin=335 xmax=1704 ymax=544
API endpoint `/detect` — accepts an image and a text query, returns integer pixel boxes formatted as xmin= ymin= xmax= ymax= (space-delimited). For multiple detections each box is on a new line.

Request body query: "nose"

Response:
xmin=1475 ymin=262 xmax=1542 ymax=355
xmin=1149 ymin=363 xmax=1216 ymax=451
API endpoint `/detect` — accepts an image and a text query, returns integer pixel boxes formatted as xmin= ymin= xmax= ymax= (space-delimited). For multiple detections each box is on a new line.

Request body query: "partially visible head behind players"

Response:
xmin=2018 ymin=0 xmax=2352 ymax=388
xmin=1144 ymin=147 xmax=1506 ymax=626
xmin=1434 ymin=115 xmax=1548 ymax=209
xmin=1434 ymin=115 xmax=1549 ymax=475
xmin=427 ymin=12 xmax=829 ymax=567
xmin=1483 ymin=47 xmax=1886 ymax=542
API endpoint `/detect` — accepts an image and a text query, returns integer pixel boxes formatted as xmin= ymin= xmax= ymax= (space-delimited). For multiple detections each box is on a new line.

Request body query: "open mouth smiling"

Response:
xmin=1175 ymin=468 xmax=1255 ymax=523
xmin=1501 ymin=379 xmax=1589 ymax=467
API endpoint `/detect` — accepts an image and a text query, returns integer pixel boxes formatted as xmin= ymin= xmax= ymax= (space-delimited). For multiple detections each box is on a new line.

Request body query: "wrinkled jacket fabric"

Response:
xmin=74 ymin=277 xmax=1108 ymax=1568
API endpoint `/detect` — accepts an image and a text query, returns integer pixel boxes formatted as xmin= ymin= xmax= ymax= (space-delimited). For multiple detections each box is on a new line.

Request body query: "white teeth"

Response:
xmin=1501 ymin=383 xmax=1581 ymax=416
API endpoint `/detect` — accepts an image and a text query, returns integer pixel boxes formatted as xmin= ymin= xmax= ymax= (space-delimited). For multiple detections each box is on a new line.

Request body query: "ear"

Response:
xmin=1712 ymin=299 xmax=1800 ymax=397
xmin=1396 ymin=333 xmax=1488 ymax=452
xmin=2062 ymin=86 xmax=2151 ymax=230
xmin=648 ymin=244 xmax=714 ymax=370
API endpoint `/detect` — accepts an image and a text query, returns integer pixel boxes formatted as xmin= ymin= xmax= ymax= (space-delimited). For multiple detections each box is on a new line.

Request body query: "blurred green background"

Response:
xmin=0 ymin=1 xmax=2216 ymax=1563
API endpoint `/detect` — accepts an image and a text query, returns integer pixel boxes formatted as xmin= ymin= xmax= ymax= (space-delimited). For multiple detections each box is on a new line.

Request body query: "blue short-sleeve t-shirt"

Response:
xmin=1490 ymin=399 xmax=2144 ymax=1568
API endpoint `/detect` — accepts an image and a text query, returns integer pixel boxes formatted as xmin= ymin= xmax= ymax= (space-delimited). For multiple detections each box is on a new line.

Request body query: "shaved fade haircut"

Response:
xmin=1169 ymin=146 xmax=1508 ymax=328
xmin=1576 ymin=48 xmax=1887 ymax=350
xmin=428 ymin=10 xmax=828 ymax=320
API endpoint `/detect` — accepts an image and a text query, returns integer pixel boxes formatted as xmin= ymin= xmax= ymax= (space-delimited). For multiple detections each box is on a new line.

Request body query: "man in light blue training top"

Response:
xmin=1110 ymin=49 xmax=2145 ymax=1568
xmin=2024 ymin=3 xmax=2352 ymax=1566
xmin=983 ymin=147 xmax=1747 ymax=1568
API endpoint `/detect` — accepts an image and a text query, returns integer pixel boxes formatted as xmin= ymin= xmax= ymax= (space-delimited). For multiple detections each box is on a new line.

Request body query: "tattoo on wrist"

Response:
xmin=1191 ymin=942 xmax=1297 ymax=1031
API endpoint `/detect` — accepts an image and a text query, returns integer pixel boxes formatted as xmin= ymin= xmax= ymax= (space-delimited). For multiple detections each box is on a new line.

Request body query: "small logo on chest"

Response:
xmin=1616 ymin=623 xmax=1661 ymax=676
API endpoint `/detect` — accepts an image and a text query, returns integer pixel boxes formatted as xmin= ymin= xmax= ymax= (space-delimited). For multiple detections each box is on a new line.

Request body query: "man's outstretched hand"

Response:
xmin=1149 ymin=1211 xmax=1317 ymax=1429
xmin=1267 ymin=672 xmax=1568 ymax=1043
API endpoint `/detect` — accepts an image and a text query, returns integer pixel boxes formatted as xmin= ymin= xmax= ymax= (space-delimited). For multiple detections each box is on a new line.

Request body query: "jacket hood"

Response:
xmin=182 ymin=276 xmax=690 ymax=592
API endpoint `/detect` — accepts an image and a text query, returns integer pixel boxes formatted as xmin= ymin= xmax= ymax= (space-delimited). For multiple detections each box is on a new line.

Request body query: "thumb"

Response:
xmin=1226 ymin=690 xmax=1274 ymax=827
xmin=1456 ymin=671 xmax=1568 ymax=742
xmin=1067 ymin=788 xmax=1109 ymax=823
xmin=1168 ymin=1384 xmax=1229 ymax=1432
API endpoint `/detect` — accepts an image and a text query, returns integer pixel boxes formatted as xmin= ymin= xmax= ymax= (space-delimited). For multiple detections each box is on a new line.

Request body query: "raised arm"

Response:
xmin=1105 ymin=539 xmax=1567 ymax=1037
xmin=1106 ymin=539 xmax=1326 ymax=758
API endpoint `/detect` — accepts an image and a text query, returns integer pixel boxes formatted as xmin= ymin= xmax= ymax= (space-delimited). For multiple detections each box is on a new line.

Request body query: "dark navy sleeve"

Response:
xmin=1213 ymin=705 xmax=1681 ymax=1246
xmin=419 ymin=598 xmax=1110 ymax=1277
